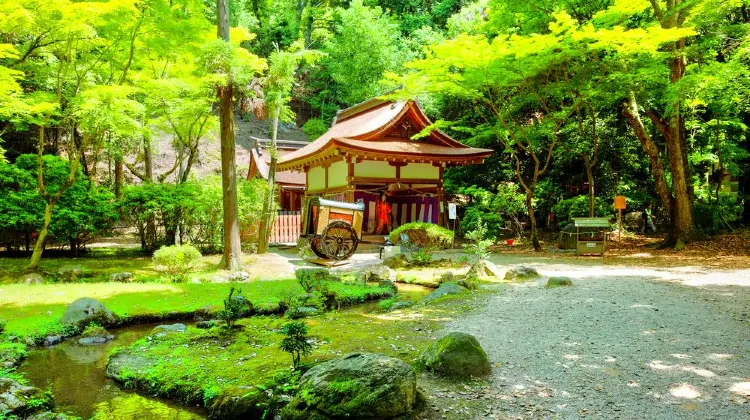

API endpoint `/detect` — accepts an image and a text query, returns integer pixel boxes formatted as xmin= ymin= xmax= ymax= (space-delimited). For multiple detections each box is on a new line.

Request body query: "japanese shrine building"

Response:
xmin=247 ymin=137 xmax=307 ymax=211
xmin=277 ymin=98 xmax=493 ymax=232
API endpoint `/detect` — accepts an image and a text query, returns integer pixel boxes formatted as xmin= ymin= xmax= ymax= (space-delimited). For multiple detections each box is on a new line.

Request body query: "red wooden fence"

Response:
xmin=270 ymin=210 xmax=301 ymax=244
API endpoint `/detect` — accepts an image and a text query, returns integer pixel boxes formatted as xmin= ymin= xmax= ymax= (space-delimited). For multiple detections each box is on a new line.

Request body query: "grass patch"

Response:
xmin=107 ymin=295 xmax=465 ymax=418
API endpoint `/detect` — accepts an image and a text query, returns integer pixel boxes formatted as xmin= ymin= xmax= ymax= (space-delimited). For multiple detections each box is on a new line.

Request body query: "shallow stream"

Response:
xmin=19 ymin=323 xmax=206 ymax=420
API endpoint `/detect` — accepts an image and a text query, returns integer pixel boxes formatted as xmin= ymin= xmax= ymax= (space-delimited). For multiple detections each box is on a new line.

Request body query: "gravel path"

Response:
xmin=443 ymin=274 xmax=750 ymax=419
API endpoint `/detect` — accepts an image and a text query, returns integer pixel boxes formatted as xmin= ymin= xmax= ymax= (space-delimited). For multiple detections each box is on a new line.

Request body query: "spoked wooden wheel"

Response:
xmin=322 ymin=221 xmax=358 ymax=260
xmin=310 ymin=236 xmax=328 ymax=259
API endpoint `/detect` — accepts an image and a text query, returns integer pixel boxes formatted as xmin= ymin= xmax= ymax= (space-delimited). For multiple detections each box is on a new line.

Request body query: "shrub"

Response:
xmin=377 ymin=297 xmax=397 ymax=310
xmin=389 ymin=222 xmax=453 ymax=249
xmin=409 ymin=248 xmax=434 ymax=266
xmin=0 ymin=319 xmax=5 ymax=335
xmin=302 ymin=118 xmax=328 ymax=140
xmin=217 ymin=286 xmax=251 ymax=328
xmin=279 ymin=321 xmax=313 ymax=369
xmin=152 ymin=244 xmax=202 ymax=282
xmin=551 ymin=195 xmax=611 ymax=224
xmin=458 ymin=184 xmax=526 ymax=239
xmin=464 ymin=217 xmax=495 ymax=260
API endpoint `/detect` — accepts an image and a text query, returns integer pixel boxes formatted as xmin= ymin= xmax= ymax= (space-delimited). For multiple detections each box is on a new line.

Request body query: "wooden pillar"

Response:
xmin=437 ymin=183 xmax=446 ymax=226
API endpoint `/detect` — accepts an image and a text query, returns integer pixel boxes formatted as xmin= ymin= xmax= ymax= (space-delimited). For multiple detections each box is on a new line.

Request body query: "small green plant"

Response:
xmin=152 ymin=244 xmax=202 ymax=282
xmin=217 ymin=286 xmax=251 ymax=328
xmin=81 ymin=322 xmax=108 ymax=338
xmin=377 ymin=297 xmax=397 ymax=310
xmin=0 ymin=319 xmax=6 ymax=335
xmin=279 ymin=321 xmax=313 ymax=369
xmin=464 ymin=217 xmax=495 ymax=260
xmin=409 ymin=248 xmax=434 ymax=266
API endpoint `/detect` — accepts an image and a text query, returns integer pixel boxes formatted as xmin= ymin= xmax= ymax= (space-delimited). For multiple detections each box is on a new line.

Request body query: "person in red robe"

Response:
xmin=375 ymin=193 xmax=392 ymax=234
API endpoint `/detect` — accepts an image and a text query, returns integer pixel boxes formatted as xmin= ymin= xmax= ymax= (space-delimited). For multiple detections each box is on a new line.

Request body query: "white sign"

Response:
xmin=586 ymin=243 xmax=597 ymax=248
xmin=447 ymin=203 xmax=457 ymax=220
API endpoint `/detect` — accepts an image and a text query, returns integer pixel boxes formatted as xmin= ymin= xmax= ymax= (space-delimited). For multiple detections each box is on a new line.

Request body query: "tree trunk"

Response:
xmin=258 ymin=115 xmax=280 ymax=254
xmin=28 ymin=201 xmax=55 ymax=270
xmin=526 ymin=192 xmax=541 ymax=251
xmin=114 ymin=155 xmax=124 ymax=199
xmin=584 ymin=155 xmax=595 ymax=217
xmin=622 ymin=94 xmax=673 ymax=217
xmin=217 ymin=0 xmax=242 ymax=270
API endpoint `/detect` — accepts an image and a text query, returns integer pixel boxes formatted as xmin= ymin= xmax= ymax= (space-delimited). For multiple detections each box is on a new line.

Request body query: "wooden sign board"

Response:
xmin=614 ymin=196 xmax=627 ymax=210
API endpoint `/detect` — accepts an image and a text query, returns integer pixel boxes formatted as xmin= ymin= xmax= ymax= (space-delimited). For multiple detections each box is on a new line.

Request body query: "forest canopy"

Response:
xmin=1 ymin=0 xmax=750 ymax=260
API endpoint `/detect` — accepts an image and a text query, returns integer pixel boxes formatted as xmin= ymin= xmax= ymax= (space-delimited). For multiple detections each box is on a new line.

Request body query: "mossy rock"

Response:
xmin=503 ymin=266 xmax=540 ymax=282
xmin=60 ymin=297 xmax=118 ymax=328
xmin=423 ymin=282 xmax=466 ymax=303
xmin=546 ymin=276 xmax=573 ymax=287
xmin=421 ymin=332 xmax=491 ymax=378
xmin=382 ymin=254 xmax=408 ymax=269
xmin=282 ymin=352 xmax=417 ymax=419
xmin=0 ymin=377 xmax=53 ymax=417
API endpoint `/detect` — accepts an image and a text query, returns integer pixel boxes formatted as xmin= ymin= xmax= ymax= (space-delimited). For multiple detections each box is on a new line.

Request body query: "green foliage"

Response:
xmin=552 ymin=195 xmax=612 ymax=224
xmin=389 ymin=222 xmax=454 ymax=249
xmin=463 ymin=217 xmax=495 ymax=260
xmin=377 ymin=297 xmax=397 ymax=310
xmin=279 ymin=321 xmax=313 ymax=369
xmin=81 ymin=322 xmax=108 ymax=338
xmin=0 ymin=154 xmax=118 ymax=250
xmin=409 ymin=248 xmax=435 ymax=266
xmin=302 ymin=118 xmax=329 ymax=140
xmin=0 ymin=318 xmax=5 ymax=334
xmin=459 ymin=184 xmax=526 ymax=239
xmin=217 ymin=286 xmax=251 ymax=328
xmin=152 ymin=245 xmax=202 ymax=282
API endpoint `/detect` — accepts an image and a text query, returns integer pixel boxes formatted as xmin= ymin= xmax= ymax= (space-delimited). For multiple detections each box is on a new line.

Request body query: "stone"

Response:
xmin=282 ymin=353 xmax=417 ymax=419
xmin=439 ymin=271 xmax=454 ymax=283
xmin=57 ymin=265 xmax=83 ymax=282
xmin=43 ymin=335 xmax=62 ymax=346
xmin=421 ymin=332 xmax=491 ymax=378
xmin=196 ymin=320 xmax=219 ymax=329
xmin=109 ymin=272 xmax=134 ymax=282
xmin=60 ymin=298 xmax=118 ymax=328
xmin=547 ymin=276 xmax=573 ymax=287
xmin=288 ymin=306 xmax=321 ymax=319
xmin=504 ymin=266 xmax=540 ymax=282
xmin=194 ymin=306 xmax=214 ymax=321
xmin=383 ymin=253 xmax=409 ymax=269
xmin=229 ymin=271 xmax=251 ymax=282
xmin=189 ymin=277 xmax=202 ymax=284
xmin=78 ymin=334 xmax=114 ymax=345
xmin=152 ymin=323 xmax=186 ymax=337
xmin=357 ymin=265 xmax=397 ymax=285
xmin=0 ymin=377 xmax=52 ymax=416
xmin=390 ymin=301 xmax=413 ymax=311
xmin=423 ymin=282 xmax=466 ymax=303
xmin=2 ymin=361 xmax=15 ymax=369
xmin=295 ymin=267 xmax=334 ymax=284
xmin=467 ymin=260 xmax=502 ymax=280
xmin=20 ymin=273 xmax=45 ymax=285
xmin=27 ymin=412 xmax=72 ymax=420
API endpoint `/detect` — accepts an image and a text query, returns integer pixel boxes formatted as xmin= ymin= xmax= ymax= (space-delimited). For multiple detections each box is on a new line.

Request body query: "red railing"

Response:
xmin=270 ymin=210 xmax=301 ymax=244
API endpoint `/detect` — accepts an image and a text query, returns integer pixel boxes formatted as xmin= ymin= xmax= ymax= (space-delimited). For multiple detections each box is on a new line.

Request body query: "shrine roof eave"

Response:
xmin=276 ymin=138 xmax=493 ymax=171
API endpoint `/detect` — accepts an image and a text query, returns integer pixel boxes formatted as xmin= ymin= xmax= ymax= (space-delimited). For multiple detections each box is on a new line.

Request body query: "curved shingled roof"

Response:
xmin=277 ymin=99 xmax=492 ymax=171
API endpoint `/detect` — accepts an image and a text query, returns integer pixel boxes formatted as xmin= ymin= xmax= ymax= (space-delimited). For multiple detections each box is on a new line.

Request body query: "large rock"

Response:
xmin=20 ymin=273 xmax=45 ymax=285
xmin=152 ymin=323 xmax=186 ymax=337
xmin=421 ymin=332 xmax=491 ymax=378
xmin=504 ymin=266 xmax=540 ymax=282
xmin=423 ymin=282 xmax=466 ymax=303
xmin=0 ymin=377 xmax=52 ymax=416
xmin=27 ymin=412 xmax=72 ymax=420
xmin=547 ymin=276 xmax=573 ymax=287
xmin=282 ymin=353 xmax=417 ymax=419
xmin=60 ymin=298 xmax=118 ymax=328
xmin=357 ymin=265 xmax=396 ymax=283
xmin=109 ymin=272 xmax=134 ymax=283
xmin=467 ymin=260 xmax=502 ymax=280
xmin=57 ymin=265 xmax=83 ymax=282
xmin=383 ymin=254 xmax=409 ymax=269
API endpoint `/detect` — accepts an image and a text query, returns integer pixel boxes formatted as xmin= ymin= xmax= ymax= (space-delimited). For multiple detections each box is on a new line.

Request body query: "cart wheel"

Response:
xmin=310 ymin=237 xmax=328 ymax=259
xmin=322 ymin=221 xmax=358 ymax=260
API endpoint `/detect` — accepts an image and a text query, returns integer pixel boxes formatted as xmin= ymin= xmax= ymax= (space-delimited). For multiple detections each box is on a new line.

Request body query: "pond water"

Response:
xmin=19 ymin=323 xmax=206 ymax=420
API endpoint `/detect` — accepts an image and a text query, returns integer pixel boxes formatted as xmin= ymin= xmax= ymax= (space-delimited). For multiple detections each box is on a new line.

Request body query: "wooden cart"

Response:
xmin=303 ymin=197 xmax=365 ymax=260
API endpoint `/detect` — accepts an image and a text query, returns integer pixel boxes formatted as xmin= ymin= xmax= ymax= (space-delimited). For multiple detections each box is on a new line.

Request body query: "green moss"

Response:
xmin=388 ymin=222 xmax=454 ymax=249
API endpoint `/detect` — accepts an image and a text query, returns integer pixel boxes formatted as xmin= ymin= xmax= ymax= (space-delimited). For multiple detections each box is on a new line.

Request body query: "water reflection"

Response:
xmin=19 ymin=323 xmax=205 ymax=420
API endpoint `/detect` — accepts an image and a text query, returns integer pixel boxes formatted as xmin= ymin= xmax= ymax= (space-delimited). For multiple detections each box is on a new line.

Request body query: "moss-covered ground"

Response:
xmin=106 ymin=287 xmax=479 ymax=418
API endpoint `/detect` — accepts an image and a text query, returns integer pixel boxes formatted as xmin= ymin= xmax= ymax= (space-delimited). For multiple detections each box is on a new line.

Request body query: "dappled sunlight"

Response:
xmin=729 ymin=382 xmax=750 ymax=396
xmin=648 ymin=360 xmax=716 ymax=378
xmin=649 ymin=360 xmax=676 ymax=370
xmin=669 ymin=383 xmax=701 ymax=399
xmin=563 ymin=354 xmax=580 ymax=360
xmin=707 ymin=353 xmax=733 ymax=360
xmin=671 ymin=353 xmax=691 ymax=359
xmin=682 ymin=366 xmax=715 ymax=378
xmin=0 ymin=283 xmax=185 ymax=307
